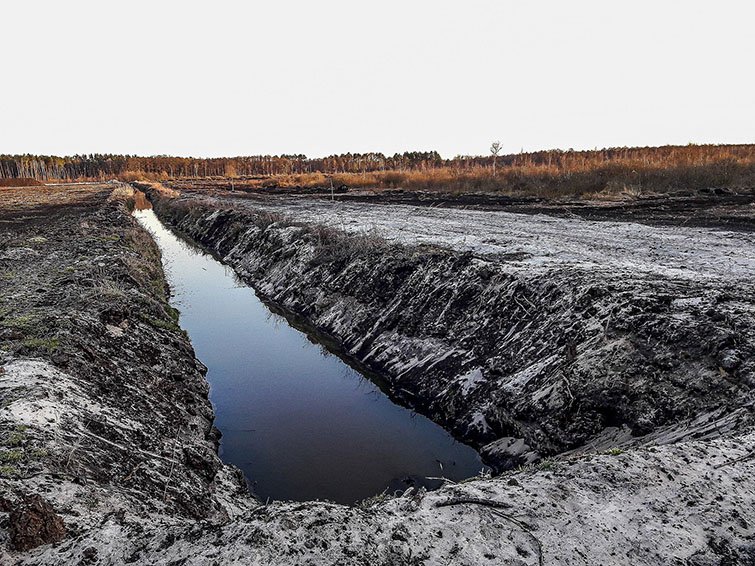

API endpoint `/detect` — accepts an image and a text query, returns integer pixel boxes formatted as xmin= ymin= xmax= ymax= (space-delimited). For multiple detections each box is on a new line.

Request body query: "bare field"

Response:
xmin=195 ymin=191 xmax=755 ymax=283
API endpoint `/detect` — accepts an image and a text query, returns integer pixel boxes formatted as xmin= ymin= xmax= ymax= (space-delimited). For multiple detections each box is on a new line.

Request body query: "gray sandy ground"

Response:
xmin=2 ymin=183 xmax=755 ymax=565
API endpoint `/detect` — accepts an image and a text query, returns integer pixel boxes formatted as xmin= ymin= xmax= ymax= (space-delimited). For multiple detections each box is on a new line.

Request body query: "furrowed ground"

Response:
xmin=0 ymin=184 xmax=250 ymax=561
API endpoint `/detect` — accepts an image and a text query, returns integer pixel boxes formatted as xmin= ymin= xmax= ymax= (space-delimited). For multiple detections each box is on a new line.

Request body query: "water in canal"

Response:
xmin=133 ymin=203 xmax=486 ymax=504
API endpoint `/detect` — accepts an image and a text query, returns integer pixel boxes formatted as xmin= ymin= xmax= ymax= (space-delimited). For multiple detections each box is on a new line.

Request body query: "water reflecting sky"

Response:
xmin=134 ymin=207 xmax=486 ymax=504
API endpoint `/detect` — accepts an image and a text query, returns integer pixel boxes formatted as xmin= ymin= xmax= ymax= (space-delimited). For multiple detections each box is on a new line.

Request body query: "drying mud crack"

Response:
xmin=2 ymin=182 xmax=755 ymax=564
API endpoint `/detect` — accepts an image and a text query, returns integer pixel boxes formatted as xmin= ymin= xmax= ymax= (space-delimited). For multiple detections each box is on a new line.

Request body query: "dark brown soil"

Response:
xmin=8 ymin=495 xmax=66 ymax=551
xmin=147 ymin=186 xmax=755 ymax=473
xmin=0 ymin=184 xmax=113 ymax=224
xmin=160 ymin=180 xmax=755 ymax=232
xmin=337 ymin=188 xmax=755 ymax=231
xmin=0 ymin=184 xmax=249 ymax=552
xmin=3 ymin=182 xmax=755 ymax=565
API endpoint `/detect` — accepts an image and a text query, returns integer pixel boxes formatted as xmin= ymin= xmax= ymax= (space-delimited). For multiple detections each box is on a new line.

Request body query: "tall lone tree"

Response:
xmin=490 ymin=141 xmax=502 ymax=177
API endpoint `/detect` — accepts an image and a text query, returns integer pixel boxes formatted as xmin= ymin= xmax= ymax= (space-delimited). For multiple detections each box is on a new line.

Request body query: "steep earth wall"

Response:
xmin=0 ymin=184 xmax=252 ymax=563
xmin=147 ymin=187 xmax=755 ymax=471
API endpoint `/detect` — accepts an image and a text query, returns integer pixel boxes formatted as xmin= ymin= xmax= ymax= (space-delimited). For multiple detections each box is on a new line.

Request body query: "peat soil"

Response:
xmin=163 ymin=179 xmax=755 ymax=231
xmin=2 ymin=182 xmax=755 ymax=564
xmin=0 ymin=184 xmax=250 ymax=561
xmin=146 ymin=184 xmax=755 ymax=468
xmin=337 ymin=188 xmax=755 ymax=232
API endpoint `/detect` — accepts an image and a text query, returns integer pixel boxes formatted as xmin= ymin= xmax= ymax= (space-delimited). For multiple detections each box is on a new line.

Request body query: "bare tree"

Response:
xmin=490 ymin=141 xmax=502 ymax=177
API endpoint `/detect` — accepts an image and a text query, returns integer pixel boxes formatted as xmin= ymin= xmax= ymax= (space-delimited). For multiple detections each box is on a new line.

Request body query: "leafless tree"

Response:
xmin=490 ymin=141 xmax=502 ymax=177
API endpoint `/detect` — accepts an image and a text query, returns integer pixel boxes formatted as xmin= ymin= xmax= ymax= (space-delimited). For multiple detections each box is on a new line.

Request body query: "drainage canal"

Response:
xmin=133 ymin=201 xmax=486 ymax=504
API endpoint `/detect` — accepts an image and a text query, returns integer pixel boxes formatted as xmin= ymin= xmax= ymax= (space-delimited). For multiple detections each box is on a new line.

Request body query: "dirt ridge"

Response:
xmin=146 ymin=186 xmax=755 ymax=471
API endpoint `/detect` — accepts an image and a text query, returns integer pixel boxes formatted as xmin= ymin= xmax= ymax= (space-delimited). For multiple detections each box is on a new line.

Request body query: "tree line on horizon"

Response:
xmin=1 ymin=144 xmax=753 ymax=183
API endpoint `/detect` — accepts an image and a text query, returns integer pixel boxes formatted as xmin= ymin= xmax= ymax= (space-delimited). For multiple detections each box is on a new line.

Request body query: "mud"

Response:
xmin=0 ymin=184 xmax=251 ymax=558
xmin=145 ymin=185 xmax=755 ymax=471
xmin=163 ymin=180 xmax=755 ymax=231
xmin=3 ymin=182 xmax=755 ymax=565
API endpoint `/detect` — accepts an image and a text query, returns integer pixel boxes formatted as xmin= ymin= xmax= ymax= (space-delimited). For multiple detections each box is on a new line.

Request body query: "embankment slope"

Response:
xmin=148 ymin=188 xmax=755 ymax=468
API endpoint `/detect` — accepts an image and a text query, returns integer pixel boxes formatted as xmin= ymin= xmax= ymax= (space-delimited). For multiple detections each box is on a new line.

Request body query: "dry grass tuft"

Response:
xmin=0 ymin=178 xmax=43 ymax=187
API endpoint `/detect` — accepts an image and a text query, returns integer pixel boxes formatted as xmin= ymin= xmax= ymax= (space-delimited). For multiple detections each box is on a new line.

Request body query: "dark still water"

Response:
xmin=133 ymin=206 xmax=486 ymax=504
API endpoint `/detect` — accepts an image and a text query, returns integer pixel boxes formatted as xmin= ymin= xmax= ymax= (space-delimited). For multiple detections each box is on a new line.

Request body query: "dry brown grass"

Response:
xmin=321 ymin=159 xmax=754 ymax=198
xmin=0 ymin=178 xmax=43 ymax=187
xmin=5 ymin=144 xmax=754 ymax=198
xmin=204 ymin=161 xmax=754 ymax=198
xmin=167 ymin=145 xmax=755 ymax=198
xmin=119 ymin=170 xmax=169 ymax=182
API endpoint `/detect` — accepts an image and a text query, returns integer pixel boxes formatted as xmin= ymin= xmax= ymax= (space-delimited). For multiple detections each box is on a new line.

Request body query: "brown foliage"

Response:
xmin=119 ymin=170 xmax=169 ymax=182
xmin=137 ymin=144 xmax=755 ymax=198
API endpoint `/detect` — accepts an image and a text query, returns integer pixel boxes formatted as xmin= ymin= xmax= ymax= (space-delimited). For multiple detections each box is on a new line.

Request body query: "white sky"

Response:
xmin=1 ymin=0 xmax=753 ymax=158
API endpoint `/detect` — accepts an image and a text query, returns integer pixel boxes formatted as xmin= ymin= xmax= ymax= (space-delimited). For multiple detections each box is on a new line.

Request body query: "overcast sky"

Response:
xmin=1 ymin=0 xmax=753 ymax=158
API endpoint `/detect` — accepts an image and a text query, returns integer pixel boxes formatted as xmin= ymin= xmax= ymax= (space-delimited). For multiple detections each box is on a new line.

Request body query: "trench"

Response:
xmin=132 ymin=200 xmax=486 ymax=504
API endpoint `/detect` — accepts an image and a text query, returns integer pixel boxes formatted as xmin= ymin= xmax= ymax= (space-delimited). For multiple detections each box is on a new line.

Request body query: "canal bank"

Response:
xmin=4 ymin=183 xmax=755 ymax=565
xmin=133 ymin=204 xmax=486 ymax=504
xmin=144 ymin=183 xmax=755 ymax=470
